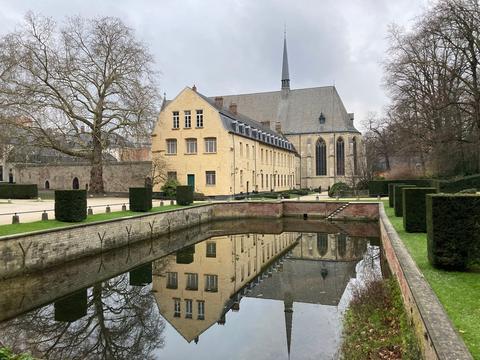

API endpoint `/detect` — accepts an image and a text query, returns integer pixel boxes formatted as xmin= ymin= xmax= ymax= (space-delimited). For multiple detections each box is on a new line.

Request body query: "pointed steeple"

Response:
xmin=284 ymin=292 xmax=293 ymax=358
xmin=281 ymin=30 xmax=290 ymax=91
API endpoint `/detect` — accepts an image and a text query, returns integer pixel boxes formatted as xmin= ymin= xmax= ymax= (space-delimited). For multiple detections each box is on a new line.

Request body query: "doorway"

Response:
xmin=72 ymin=177 xmax=80 ymax=189
xmin=187 ymin=174 xmax=195 ymax=189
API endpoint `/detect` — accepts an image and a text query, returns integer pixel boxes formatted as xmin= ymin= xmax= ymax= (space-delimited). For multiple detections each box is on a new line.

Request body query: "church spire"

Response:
xmin=281 ymin=29 xmax=290 ymax=91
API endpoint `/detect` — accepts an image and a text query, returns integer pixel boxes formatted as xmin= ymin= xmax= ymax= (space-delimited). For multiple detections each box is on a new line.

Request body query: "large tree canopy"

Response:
xmin=0 ymin=13 xmax=160 ymax=193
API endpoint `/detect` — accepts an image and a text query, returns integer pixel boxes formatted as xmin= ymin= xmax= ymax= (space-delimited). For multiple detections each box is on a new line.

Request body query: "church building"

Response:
xmin=151 ymin=35 xmax=361 ymax=196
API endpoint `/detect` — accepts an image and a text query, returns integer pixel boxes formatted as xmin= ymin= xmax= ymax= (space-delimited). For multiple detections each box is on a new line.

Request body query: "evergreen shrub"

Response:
xmin=402 ymin=187 xmax=437 ymax=232
xmin=54 ymin=190 xmax=87 ymax=222
xmin=328 ymin=182 xmax=351 ymax=197
xmin=426 ymin=194 xmax=480 ymax=270
xmin=388 ymin=183 xmax=404 ymax=207
xmin=176 ymin=185 xmax=193 ymax=205
xmin=0 ymin=183 xmax=38 ymax=199
xmin=129 ymin=187 xmax=152 ymax=212
xmin=393 ymin=185 xmax=416 ymax=217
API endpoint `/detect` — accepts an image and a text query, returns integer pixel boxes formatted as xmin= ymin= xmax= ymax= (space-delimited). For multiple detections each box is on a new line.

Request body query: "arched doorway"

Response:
xmin=45 ymin=180 xmax=50 ymax=189
xmin=72 ymin=177 xmax=80 ymax=190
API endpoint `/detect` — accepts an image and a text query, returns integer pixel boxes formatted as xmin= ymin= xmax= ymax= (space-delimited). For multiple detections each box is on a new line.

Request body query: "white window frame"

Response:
xmin=186 ymin=138 xmax=197 ymax=154
xmin=196 ymin=109 xmax=204 ymax=128
xmin=174 ymin=298 xmax=181 ymax=317
xmin=204 ymin=137 xmax=217 ymax=153
xmin=185 ymin=299 xmax=193 ymax=319
xmin=166 ymin=139 xmax=177 ymax=155
xmin=172 ymin=111 xmax=179 ymax=129
xmin=205 ymin=274 xmax=218 ymax=292
xmin=197 ymin=300 xmax=205 ymax=320
xmin=206 ymin=171 xmax=216 ymax=186
xmin=184 ymin=110 xmax=191 ymax=128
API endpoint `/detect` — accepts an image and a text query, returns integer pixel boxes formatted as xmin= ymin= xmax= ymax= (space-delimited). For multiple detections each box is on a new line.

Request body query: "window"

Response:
xmin=205 ymin=274 xmax=218 ymax=292
xmin=197 ymin=301 xmax=205 ymax=320
xmin=196 ymin=109 xmax=203 ymax=127
xmin=319 ymin=112 xmax=326 ymax=124
xmin=240 ymin=170 xmax=243 ymax=187
xmin=185 ymin=299 xmax=193 ymax=318
xmin=184 ymin=110 xmax=191 ymax=128
xmin=166 ymin=139 xmax=177 ymax=155
xmin=205 ymin=137 xmax=217 ymax=153
xmin=167 ymin=171 xmax=177 ymax=180
xmin=336 ymin=138 xmax=345 ymax=176
xmin=246 ymin=144 xmax=249 ymax=158
xmin=167 ymin=272 xmax=178 ymax=289
xmin=316 ymin=138 xmax=327 ymax=176
xmin=338 ymin=233 xmax=347 ymax=257
xmin=317 ymin=233 xmax=328 ymax=256
xmin=240 ymin=142 xmax=243 ymax=156
xmin=172 ymin=111 xmax=179 ymax=129
xmin=186 ymin=138 xmax=197 ymax=154
xmin=186 ymin=273 xmax=198 ymax=290
xmin=174 ymin=298 xmax=181 ymax=317
xmin=352 ymin=137 xmax=358 ymax=175
xmin=206 ymin=242 xmax=216 ymax=257
xmin=206 ymin=171 xmax=216 ymax=185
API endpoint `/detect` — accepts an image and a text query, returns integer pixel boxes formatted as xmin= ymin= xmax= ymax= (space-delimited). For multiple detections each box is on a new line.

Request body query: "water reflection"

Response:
xmin=0 ymin=223 xmax=379 ymax=360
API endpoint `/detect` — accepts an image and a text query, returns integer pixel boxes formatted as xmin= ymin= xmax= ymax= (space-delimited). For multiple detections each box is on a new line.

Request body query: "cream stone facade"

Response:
xmin=152 ymin=232 xmax=298 ymax=342
xmin=151 ymin=87 xmax=300 ymax=197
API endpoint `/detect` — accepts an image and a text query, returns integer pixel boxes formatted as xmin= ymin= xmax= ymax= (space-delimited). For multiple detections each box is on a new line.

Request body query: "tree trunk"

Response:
xmin=89 ymin=130 xmax=104 ymax=194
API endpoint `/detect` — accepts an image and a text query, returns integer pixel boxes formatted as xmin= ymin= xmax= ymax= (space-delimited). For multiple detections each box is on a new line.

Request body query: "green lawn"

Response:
xmin=383 ymin=201 xmax=480 ymax=359
xmin=0 ymin=205 xmax=184 ymax=237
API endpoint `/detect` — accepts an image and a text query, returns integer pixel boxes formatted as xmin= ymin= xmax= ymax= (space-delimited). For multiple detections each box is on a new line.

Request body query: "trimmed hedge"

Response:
xmin=369 ymin=179 xmax=434 ymax=197
xmin=54 ymin=190 xmax=87 ymax=222
xmin=129 ymin=187 xmax=152 ymax=212
xmin=426 ymin=194 xmax=480 ymax=270
xmin=0 ymin=183 xmax=38 ymax=199
xmin=54 ymin=289 xmax=88 ymax=322
xmin=436 ymin=174 xmax=480 ymax=193
xmin=129 ymin=262 xmax=153 ymax=286
xmin=388 ymin=183 xmax=404 ymax=207
xmin=176 ymin=185 xmax=194 ymax=205
xmin=393 ymin=185 xmax=416 ymax=217
xmin=402 ymin=187 xmax=437 ymax=232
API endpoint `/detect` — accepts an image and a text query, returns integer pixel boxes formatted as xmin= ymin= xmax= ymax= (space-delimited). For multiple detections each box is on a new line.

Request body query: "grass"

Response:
xmin=0 ymin=346 xmax=36 ymax=360
xmin=383 ymin=201 xmax=480 ymax=359
xmin=342 ymin=277 xmax=421 ymax=359
xmin=0 ymin=205 xmax=185 ymax=237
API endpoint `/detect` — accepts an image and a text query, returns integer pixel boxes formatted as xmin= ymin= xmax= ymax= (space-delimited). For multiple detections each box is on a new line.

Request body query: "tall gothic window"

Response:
xmin=336 ymin=137 xmax=345 ymax=176
xmin=352 ymin=137 xmax=358 ymax=175
xmin=315 ymin=138 xmax=327 ymax=176
xmin=316 ymin=233 xmax=328 ymax=256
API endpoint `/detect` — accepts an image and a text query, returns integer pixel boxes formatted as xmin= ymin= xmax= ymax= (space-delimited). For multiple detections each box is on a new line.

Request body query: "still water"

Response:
xmin=0 ymin=219 xmax=381 ymax=360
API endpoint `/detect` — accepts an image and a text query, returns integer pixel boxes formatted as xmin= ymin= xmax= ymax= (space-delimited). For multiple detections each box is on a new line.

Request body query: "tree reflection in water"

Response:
xmin=0 ymin=268 xmax=166 ymax=360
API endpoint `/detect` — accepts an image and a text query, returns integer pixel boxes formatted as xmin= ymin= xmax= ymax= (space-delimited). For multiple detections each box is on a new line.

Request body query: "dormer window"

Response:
xmin=232 ymin=121 xmax=238 ymax=132
xmin=239 ymin=124 xmax=244 ymax=134
xmin=319 ymin=112 xmax=326 ymax=124
xmin=245 ymin=126 xmax=250 ymax=136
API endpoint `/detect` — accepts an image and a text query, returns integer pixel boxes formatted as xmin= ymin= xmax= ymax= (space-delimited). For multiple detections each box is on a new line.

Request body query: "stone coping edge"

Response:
xmin=378 ymin=202 xmax=473 ymax=360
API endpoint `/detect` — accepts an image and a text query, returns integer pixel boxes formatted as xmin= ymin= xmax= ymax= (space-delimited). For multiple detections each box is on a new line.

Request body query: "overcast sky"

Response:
xmin=0 ymin=0 xmax=430 ymax=131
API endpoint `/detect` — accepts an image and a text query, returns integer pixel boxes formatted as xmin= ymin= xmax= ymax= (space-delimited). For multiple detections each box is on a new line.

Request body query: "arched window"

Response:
xmin=337 ymin=233 xmax=347 ymax=258
xmin=45 ymin=180 xmax=50 ymax=189
xmin=352 ymin=137 xmax=358 ymax=175
xmin=336 ymin=137 xmax=345 ymax=176
xmin=316 ymin=233 xmax=328 ymax=256
xmin=72 ymin=177 xmax=79 ymax=190
xmin=315 ymin=138 xmax=327 ymax=176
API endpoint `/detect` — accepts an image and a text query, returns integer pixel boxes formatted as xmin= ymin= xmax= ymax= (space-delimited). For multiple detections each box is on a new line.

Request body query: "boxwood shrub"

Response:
xmin=388 ymin=183 xmax=404 ymax=207
xmin=369 ymin=179 xmax=434 ymax=197
xmin=0 ymin=183 xmax=38 ymax=199
xmin=393 ymin=184 xmax=416 ymax=217
xmin=176 ymin=185 xmax=193 ymax=205
xmin=426 ymin=194 xmax=480 ymax=270
xmin=54 ymin=190 xmax=87 ymax=222
xmin=328 ymin=182 xmax=351 ymax=197
xmin=129 ymin=187 xmax=152 ymax=212
xmin=402 ymin=187 xmax=437 ymax=232
xmin=437 ymin=174 xmax=480 ymax=193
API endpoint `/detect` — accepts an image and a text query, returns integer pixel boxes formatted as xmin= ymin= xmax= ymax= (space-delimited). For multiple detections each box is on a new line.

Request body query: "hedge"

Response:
xmin=388 ymin=183 xmax=404 ymax=207
xmin=54 ymin=289 xmax=88 ymax=322
xmin=0 ymin=183 xmax=38 ymax=199
xmin=369 ymin=179 xmax=434 ymax=197
xmin=176 ymin=185 xmax=193 ymax=205
xmin=129 ymin=187 xmax=152 ymax=212
xmin=435 ymin=174 xmax=480 ymax=193
xmin=426 ymin=194 xmax=480 ymax=270
xmin=393 ymin=185 xmax=416 ymax=217
xmin=129 ymin=262 xmax=153 ymax=286
xmin=54 ymin=190 xmax=87 ymax=222
xmin=402 ymin=187 xmax=437 ymax=232
xmin=328 ymin=182 xmax=351 ymax=197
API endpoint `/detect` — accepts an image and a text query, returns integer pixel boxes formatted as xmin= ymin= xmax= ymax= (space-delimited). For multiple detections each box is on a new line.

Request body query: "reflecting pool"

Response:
xmin=0 ymin=219 xmax=382 ymax=360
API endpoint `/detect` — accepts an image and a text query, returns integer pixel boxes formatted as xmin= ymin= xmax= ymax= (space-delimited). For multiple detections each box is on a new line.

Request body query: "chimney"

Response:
xmin=192 ymin=84 xmax=197 ymax=92
xmin=214 ymin=96 xmax=224 ymax=108
xmin=229 ymin=103 xmax=238 ymax=115
xmin=275 ymin=121 xmax=282 ymax=133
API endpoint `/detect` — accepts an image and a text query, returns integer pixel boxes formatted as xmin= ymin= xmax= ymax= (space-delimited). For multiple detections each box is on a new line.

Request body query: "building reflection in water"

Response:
xmin=152 ymin=230 xmax=369 ymax=357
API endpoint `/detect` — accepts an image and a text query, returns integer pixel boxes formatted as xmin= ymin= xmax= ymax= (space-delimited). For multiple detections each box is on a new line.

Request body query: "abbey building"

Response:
xmin=151 ymin=36 xmax=361 ymax=196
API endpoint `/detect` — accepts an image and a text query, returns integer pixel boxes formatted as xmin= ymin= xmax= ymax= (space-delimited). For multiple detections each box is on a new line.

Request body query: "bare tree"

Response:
xmin=0 ymin=13 xmax=160 ymax=193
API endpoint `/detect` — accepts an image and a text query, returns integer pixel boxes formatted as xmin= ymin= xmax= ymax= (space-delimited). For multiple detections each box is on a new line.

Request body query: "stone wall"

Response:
xmin=0 ymin=201 xmax=379 ymax=280
xmin=10 ymin=161 xmax=151 ymax=192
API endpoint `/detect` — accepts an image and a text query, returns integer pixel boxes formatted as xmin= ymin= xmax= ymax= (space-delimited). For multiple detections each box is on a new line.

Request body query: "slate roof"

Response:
xmin=212 ymin=86 xmax=360 ymax=135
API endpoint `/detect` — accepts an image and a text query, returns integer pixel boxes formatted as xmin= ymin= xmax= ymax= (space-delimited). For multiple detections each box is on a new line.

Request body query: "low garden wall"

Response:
xmin=0 ymin=201 xmax=378 ymax=279
xmin=379 ymin=203 xmax=472 ymax=360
